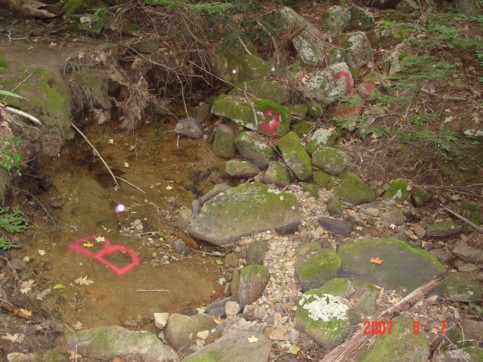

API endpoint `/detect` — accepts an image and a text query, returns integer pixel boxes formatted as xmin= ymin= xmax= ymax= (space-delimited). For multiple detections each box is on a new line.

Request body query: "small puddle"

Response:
xmin=12 ymin=119 xmax=228 ymax=330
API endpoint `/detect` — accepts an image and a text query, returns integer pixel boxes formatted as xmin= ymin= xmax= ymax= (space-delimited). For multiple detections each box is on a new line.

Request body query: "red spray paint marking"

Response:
xmin=333 ymin=71 xmax=352 ymax=94
xmin=259 ymin=109 xmax=280 ymax=136
xmin=334 ymin=82 xmax=376 ymax=117
xmin=69 ymin=235 xmax=139 ymax=275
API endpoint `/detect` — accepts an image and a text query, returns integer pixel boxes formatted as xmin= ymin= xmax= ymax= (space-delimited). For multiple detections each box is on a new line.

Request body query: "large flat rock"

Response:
xmin=188 ymin=182 xmax=300 ymax=246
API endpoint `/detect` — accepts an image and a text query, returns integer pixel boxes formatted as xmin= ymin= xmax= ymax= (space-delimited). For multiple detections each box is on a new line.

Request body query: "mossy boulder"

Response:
xmin=237 ymin=265 xmax=270 ymax=308
xmin=313 ymin=170 xmax=335 ymax=189
xmin=350 ymin=6 xmax=375 ymax=30
xmin=291 ymin=120 xmax=314 ymax=137
xmin=312 ymin=146 xmax=350 ymax=176
xmin=212 ymin=96 xmax=290 ymax=137
xmin=296 ymin=289 xmax=351 ymax=349
xmin=229 ymin=80 xmax=289 ymax=104
xmin=212 ymin=124 xmax=235 ymax=158
xmin=277 ymin=131 xmax=312 ymax=180
xmin=367 ymin=24 xmax=409 ymax=48
xmin=426 ymin=220 xmax=462 ymax=238
xmin=68 ymin=326 xmax=178 ymax=361
xmin=225 ymin=160 xmax=260 ymax=178
xmin=208 ymin=43 xmax=270 ymax=83
xmin=340 ymin=32 xmax=373 ymax=69
xmin=234 ymin=130 xmax=276 ymax=168
xmin=411 ymin=187 xmax=431 ymax=207
xmin=321 ymin=6 xmax=351 ymax=36
xmin=327 ymin=197 xmax=342 ymax=216
xmin=295 ymin=242 xmax=341 ymax=291
xmin=382 ymin=178 xmax=411 ymax=205
xmin=334 ymin=170 xmax=376 ymax=205
xmin=306 ymin=128 xmax=338 ymax=154
xmin=338 ymin=238 xmax=445 ymax=294
xmin=280 ymin=7 xmax=325 ymax=66
xmin=247 ymin=240 xmax=269 ymax=265
xmin=349 ymin=281 xmax=379 ymax=324
xmin=304 ymin=62 xmax=354 ymax=104
xmin=355 ymin=315 xmax=430 ymax=362
xmin=443 ymin=272 xmax=483 ymax=303
xmin=188 ymin=182 xmax=300 ymax=246
xmin=319 ymin=278 xmax=354 ymax=298
xmin=262 ymin=161 xmax=291 ymax=187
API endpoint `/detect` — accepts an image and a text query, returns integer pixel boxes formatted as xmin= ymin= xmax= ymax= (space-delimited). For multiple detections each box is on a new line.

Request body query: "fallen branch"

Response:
xmin=321 ymin=272 xmax=447 ymax=362
xmin=4 ymin=105 xmax=42 ymax=126
xmin=70 ymin=123 xmax=118 ymax=187
xmin=440 ymin=204 xmax=483 ymax=234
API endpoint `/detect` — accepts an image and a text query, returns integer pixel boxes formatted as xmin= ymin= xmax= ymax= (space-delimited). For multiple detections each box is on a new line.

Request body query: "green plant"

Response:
xmin=0 ymin=207 xmax=30 ymax=233
xmin=0 ymin=236 xmax=18 ymax=250
xmin=0 ymin=135 xmax=22 ymax=172
xmin=397 ymin=129 xmax=461 ymax=159
xmin=142 ymin=0 xmax=234 ymax=14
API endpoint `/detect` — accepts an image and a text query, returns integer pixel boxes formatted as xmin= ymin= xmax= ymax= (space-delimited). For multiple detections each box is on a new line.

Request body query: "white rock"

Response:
xmin=154 ymin=312 xmax=169 ymax=330
xmin=225 ymin=301 xmax=241 ymax=316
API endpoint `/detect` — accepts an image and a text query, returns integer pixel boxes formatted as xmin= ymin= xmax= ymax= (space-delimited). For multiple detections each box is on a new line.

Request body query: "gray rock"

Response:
xmin=277 ymin=131 xmax=312 ymax=180
xmin=411 ymin=187 xmax=431 ymax=207
xmin=462 ymin=319 xmax=483 ymax=343
xmin=207 ymin=296 xmax=236 ymax=317
xmin=350 ymin=6 xmax=374 ymax=30
xmin=225 ymin=252 xmax=240 ymax=268
xmin=229 ymin=80 xmax=289 ymax=104
xmin=225 ymin=160 xmax=260 ymax=178
xmin=453 ymin=244 xmax=483 ymax=264
xmin=174 ymin=117 xmax=203 ymax=138
xmin=237 ymin=265 xmax=270 ymax=308
xmin=304 ymin=62 xmax=353 ymax=104
xmin=154 ymin=313 xmax=169 ymax=330
xmin=340 ymin=32 xmax=373 ymax=69
xmin=212 ymin=124 xmax=235 ymax=158
xmin=225 ymin=301 xmax=241 ymax=316
xmin=334 ymin=170 xmax=376 ymax=205
xmin=199 ymin=183 xmax=231 ymax=206
xmin=358 ymin=0 xmax=402 ymax=9
xmin=295 ymin=242 xmax=341 ymax=291
xmin=174 ymin=239 xmax=192 ymax=256
xmin=234 ymin=130 xmax=276 ymax=168
xmin=433 ymin=346 xmax=483 ymax=362
xmin=349 ymin=281 xmax=379 ymax=325
xmin=355 ymin=315 xmax=429 ymax=362
xmin=381 ymin=207 xmax=405 ymax=226
xmin=296 ymin=289 xmax=350 ymax=349
xmin=182 ymin=331 xmax=271 ymax=362
xmin=338 ymin=238 xmax=445 ymax=294
xmin=262 ymin=161 xmax=292 ymax=187
xmin=188 ymin=182 xmax=300 ymax=246
xmin=312 ymin=146 xmax=349 ymax=176
xmin=313 ymin=170 xmax=335 ymax=189
xmin=367 ymin=24 xmax=407 ymax=48
xmin=318 ymin=217 xmax=353 ymax=237
xmin=430 ymin=248 xmax=452 ymax=264
xmin=165 ymin=313 xmax=216 ymax=350
xmin=321 ymin=6 xmax=351 ymax=36
xmin=443 ymin=272 xmax=483 ymax=303
xmin=426 ymin=221 xmax=462 ymax=238
xmin=68 ymin=326 xmax=178 ymax=361
xmin=280 ymin=7 xmax=326 ymax=66
xmin=247 ymin=239 xmax=269 ymax=265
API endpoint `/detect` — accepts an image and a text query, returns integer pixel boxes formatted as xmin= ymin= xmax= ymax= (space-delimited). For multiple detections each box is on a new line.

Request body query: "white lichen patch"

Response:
xmin=299 ymin=293 xmax=349 ymax=322
xmin=268 ymin=188 xmax=282 ymax=194
xmin=311 ymin=128 xmax=332 ymax=145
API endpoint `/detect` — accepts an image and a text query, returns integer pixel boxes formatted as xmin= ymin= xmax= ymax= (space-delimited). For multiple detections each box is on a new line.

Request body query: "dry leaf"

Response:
xmin=1 ymin=333 xmax=25 ymax=343
xmin=371 ymin=257 xmax=383 ymax=265
xmin=248 ymin=335 xmax=259 ymax=343
xmin=83 ymin=242 xmax=94 ymax=248
xmin=69 ymin=351 xmax=82 ymax=360
xmin=74 ymin=276 xmax=94 ymax=286
xmin=18 ymin=308 xmax=32 ymax=318
xmin=72 ymin=321 xmax=83 ymax=330
xmin=213 ymin=316 xmax=223 ymax=324
xmin=20 ymin=279 xmax=35 ymax=294
xmin=38 ymin=249 xmax=46 ymax=256
xmin=36 ymin=288 xmax=51 ymax=301
xmin=95 ymin=236 xmax=105 ymax=243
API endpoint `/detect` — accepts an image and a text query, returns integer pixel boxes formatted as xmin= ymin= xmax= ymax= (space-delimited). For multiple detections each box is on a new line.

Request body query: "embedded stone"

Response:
xmin=312 ymin=146 xmax=350 ymax=176
xmin=212 ymin=124 xmax=235 ymax=158
xmin=234 ymin=130 xmax=276 ymax=168
xmin=262 ymin=161 xmax=292 ymax=187
xmin=321 ymin=6 xmax=351 ymax=36
xmin=334 ymin=170 xmax=376 ymax=205
xmin=237 ymin=265 xmax=270 ymax=308
xmin=277 ymin=131 xmax=312 ymax=180
xmin=382 ymin=178 xmax=411 ymax=205
xmin=225 ymin=159 xmax=260 ymax=178
xmin=340 ymin=31 xmax=373 ymax=69
xmin=304 ymin=62 xmax=354 ymax=104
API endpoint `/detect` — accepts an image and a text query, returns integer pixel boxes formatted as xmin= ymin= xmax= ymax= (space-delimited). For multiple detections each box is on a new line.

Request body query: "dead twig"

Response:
xmin=321 ymin=272 xmax=447 ymax=362
xmin=115 ymin=176 xmax=146 ymax=194
xmin=440 ymin=204 xmax=483 ymax=234
xmin=3 ymin=105 xmax=42 ymax=126
xmin=70 ymin=123 xmax=119 ymax=187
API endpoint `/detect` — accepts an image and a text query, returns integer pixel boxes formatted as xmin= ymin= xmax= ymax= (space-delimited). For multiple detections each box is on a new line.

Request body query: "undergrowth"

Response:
xmin=0 ymin=207 xmax=29 ymax=250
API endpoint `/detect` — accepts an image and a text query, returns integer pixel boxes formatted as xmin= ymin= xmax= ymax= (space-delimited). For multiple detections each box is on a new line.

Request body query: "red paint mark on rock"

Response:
xmin=259 ymin=109 xmax=280 ymax=135
xmin=69 ymin=235 xmax=139 ymax=275
xmin=333 ymin=71 xmax=352 ymax=94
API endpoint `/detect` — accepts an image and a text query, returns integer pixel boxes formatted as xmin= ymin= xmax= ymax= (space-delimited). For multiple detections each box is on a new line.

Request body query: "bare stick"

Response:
xmin=321 ymin=272 xmax=447 ymax=362
xmin=2 ymin=71 xmax=36 ymax=103
xmin=70 ymin=123 xmax=118 ymax=187
xmin=136 ymin=289 xmax=170 ymax=293
xmin=115 ymin=176 xmax=145 ymax=194
xmin=440 ymin=204 xmax=483 ymax=234
xmin=5 ymin=106 xmax=42 ymax=126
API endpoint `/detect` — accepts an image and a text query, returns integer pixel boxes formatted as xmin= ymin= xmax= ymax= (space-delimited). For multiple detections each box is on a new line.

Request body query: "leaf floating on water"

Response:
xmin=248 ymin=335 xmax=259 ymax=343
xmin=74 ymin=276 xmax=94 ymax=286
xmin=20 ymin=279 xmax=35 ymax=294
xmin=95 ymin=236 xmax=105 ymax=243
xmin=53 ymin=283 xmax=65 ymax=290
xmin=370 ymin=256 xmax=383 ymax=265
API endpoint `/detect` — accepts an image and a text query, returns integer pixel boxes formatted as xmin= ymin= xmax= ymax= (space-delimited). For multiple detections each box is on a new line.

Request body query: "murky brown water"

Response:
xmin=11 ymin=119 xmax=228 ymax=330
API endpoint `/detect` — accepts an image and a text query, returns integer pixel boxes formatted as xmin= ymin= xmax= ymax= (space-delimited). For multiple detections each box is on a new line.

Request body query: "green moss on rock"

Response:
xmin=277 ymin=131 xmax=312 ymax=180
xmin=334 ymin=170 xmax=376 ymax=205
